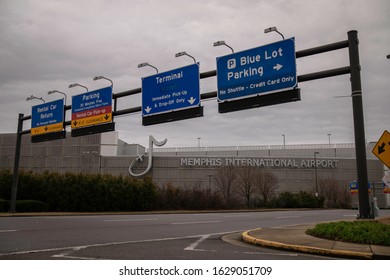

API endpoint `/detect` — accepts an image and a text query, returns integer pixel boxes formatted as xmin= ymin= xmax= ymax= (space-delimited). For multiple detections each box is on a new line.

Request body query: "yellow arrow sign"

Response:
xmin=31 ymin=123 xmax=64 ymax=136
xmin=71 ymin=113 xmax=112 ymax=129
xmin=372 ymin=130 xmax=390 ymax=168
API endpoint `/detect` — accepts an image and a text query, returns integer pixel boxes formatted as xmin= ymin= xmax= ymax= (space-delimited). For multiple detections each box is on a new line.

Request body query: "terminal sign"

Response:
xmin=31 ymin=99 xmax=64 ymax=135
xmin=142 ymin=64 xmax=200 ymax=116
xmin=217 ymin=38 xmax=297 ymax=102
xmin=71 ymin=86 xmax=112 ymax=129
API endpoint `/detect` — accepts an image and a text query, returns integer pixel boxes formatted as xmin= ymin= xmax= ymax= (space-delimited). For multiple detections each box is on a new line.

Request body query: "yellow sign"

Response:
xmin=372 ymin=130 xmax=390 ymax=168
xmin=31 ymin=123 xmax=64 ymax=136
xmin=71 ymin=113 xmax=112 ymax=129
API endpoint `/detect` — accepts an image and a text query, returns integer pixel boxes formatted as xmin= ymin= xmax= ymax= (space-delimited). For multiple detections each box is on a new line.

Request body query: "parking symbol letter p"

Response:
xmin=227 ymin=58 xmax=236 ymax=69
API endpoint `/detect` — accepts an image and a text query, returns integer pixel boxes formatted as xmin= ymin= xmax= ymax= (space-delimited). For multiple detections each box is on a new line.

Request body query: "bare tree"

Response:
xmin=213 ymin=165 xmax=237 ymax=207
xmin=255 ymin=169 xmax=279 ymax=204
xmin=319 ymin=177 xmax=351 ymax=208
xmin=237 ymin=166 xmax=257 ymax=208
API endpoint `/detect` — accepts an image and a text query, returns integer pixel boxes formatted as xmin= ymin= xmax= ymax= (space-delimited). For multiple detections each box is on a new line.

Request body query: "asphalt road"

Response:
xmin=0 ymin=209 xmax=386 ymax=260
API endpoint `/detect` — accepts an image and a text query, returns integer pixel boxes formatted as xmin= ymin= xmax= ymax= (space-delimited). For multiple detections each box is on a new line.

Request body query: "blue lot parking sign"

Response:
xmin=217 ymin=38 xmax=297 ymax=102
xmin=142 ymin=64 xmax=200 ymax=116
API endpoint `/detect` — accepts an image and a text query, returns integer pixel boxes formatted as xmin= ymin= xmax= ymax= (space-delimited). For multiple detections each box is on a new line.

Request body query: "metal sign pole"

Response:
xmin=10 ymin=113 xmax=24 ymax=213
xmin=347 ymin=30 xmax=371 ymax=218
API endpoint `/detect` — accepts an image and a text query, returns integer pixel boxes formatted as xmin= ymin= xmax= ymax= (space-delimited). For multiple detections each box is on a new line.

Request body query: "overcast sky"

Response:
xmin=0 ymin=0 xmax=389 ymax=148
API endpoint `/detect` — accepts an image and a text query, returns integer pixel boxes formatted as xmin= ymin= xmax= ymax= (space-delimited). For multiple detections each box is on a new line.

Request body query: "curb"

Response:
xmin=241 ymin=229 xmax=373 ymax=259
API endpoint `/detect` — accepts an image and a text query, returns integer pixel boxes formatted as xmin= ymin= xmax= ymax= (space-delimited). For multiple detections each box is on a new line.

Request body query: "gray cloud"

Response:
xmin=0 ymin=0 xmax=389 ymax=148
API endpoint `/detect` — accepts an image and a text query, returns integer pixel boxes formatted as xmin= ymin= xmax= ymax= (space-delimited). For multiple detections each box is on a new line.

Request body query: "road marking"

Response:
xmin=275 ymin=215 xmax=301 ymax=219
xmin=51 ymin=246 xmax=101 ymax=260
xmin=172 ymin=220 xmax=221 ymax=225
xmin=0 ymin=230 xmax=18 ymax=233
xmin=0 ymin=230 xmax=241 ymax=258
xmin=44 ymin=216 xmax=102 ymax=219
xmin=224 ymin=214 xmax=252 ymax=218
xmin=104 ymin=218 xmax=158 ymax=222
xmin=184 ymin=234 xmax=211 ymax=251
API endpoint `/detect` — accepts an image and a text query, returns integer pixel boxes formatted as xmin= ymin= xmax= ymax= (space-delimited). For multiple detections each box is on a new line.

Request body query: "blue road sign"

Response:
xmin=217 ymin=38 xmax=297 ymax=102
xmin=71 ymin=86 xmax=113 ymax=129
xmin=31 ymin=99 xmax=64 ymax=134
xmin=142 ymin=63 xmax=200 ymax=116
xmin=71 ymin=86 xmax=112 ymax=115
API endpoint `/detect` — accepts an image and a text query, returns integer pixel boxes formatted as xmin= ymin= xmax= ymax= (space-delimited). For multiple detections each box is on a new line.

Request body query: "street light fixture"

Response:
xmin=175 ymin=51 xmax=197 ymax=64
xmin=327 ymin=133 xmax=332 ymax=145
xmin=264 ymin=26 xmax=285 ymax=40
xmin=69 ymin=83 xmax=88 ymax=92
xmin=26 ymin=95 xmax=45 ymax=103
xmin=48 ymin=90 xmax=67 ymax=105
xmin=282 ymin=134 xmax=286 ymax=148
xmin=387 ymin=54 xmax=390 ymax=59
xmin=93 ymin=75 xmax=113 ymax=87
xmin=213 ymin=41 xmax=234 ymax=53
xmin=138 ymin=62 xmax=158 ymax=73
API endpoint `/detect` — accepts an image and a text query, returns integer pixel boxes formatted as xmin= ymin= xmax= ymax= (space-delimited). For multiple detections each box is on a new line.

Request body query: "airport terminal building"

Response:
xmin=0 ymin=131 xmax=388 ymax=208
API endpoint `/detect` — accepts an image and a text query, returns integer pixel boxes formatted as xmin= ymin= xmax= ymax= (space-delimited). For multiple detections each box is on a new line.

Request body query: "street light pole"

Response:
xmin=314 ymin=152 xmax=319 ymax=198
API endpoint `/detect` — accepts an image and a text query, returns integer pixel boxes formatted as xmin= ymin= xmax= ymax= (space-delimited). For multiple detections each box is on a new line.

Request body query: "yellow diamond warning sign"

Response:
xmin=372 ymin=130 xmax=390 ymax=168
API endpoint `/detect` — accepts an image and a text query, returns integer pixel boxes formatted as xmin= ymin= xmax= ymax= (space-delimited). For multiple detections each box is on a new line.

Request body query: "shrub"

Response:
xmin=0 ymin=199 xmax=9 ymax=212
xmin=15 ymin=200 xmax=48 ymax=212
xmin=306 ymin=221 xmax=390 ymax=246
xmin=272 ymin=191 xmax=324 ymax=208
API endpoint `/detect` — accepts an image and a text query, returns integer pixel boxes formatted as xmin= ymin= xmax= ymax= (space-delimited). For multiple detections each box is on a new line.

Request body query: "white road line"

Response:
xmin=104 ymin=218 xmax=158 ymax=222
xmin=0 ymin=230 xmax=18 ymax=233
xmin=44 ymin=216 xmax=102 ymax=219
xmin=171 ymin=220 xmax=221 ymax=225
xmin=0 ymin=230 xmax=241 ymax=258
xmin=275 ymin=216 xmax=301 ymax=219
xmin=184 ymin=234 xmax=210 ymax=251
xmin=223 ymin=214 xmax=252 ymax=218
